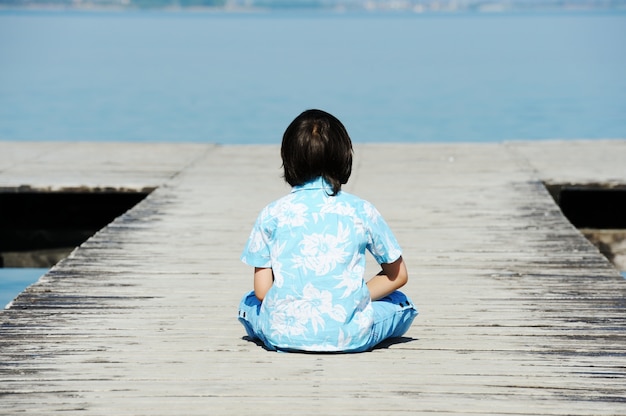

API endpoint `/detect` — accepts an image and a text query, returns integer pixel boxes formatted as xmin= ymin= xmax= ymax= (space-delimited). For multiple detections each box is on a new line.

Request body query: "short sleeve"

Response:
xmin=363 ymin=202 xmax=402 ymax=265
xmin=240 ymin=207 xmax=273 ymax=268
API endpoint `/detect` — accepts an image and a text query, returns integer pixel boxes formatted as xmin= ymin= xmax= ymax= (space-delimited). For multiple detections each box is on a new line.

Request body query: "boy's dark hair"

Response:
xmin=281 ymin=109 xmax=353 ymax=196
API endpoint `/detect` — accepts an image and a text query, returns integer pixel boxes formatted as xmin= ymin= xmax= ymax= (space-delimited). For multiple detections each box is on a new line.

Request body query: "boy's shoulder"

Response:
xmin=260 ymin=191 xmax=301 ymax=213
xmin=337 ymin=191 xmax=386 ymax=221
xmin=337 ymin=190 xmax=374 ymax=208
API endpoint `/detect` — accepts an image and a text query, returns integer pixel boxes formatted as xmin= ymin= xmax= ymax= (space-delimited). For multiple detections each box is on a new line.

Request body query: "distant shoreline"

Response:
xmin=1 ymin=2 xmax=626 ymax=15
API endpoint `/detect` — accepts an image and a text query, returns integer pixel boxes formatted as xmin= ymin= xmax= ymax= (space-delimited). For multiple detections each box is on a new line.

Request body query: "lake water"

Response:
xmin=0 ymin=268 xmax=48 ymax=309
xmin=0 ymin=9 xmax=625 ymax=143
xmin=1 ymin=9 xmax=625 ymax=306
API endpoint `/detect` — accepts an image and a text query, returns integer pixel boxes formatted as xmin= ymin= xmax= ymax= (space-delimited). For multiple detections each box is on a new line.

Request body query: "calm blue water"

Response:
xmin=0 ymin=268 xmax=47 ymax=309
xmin=1 ymin=10 xmax=625 ymax=305
xmin=0 ymin=10 xmax=625 ymax=143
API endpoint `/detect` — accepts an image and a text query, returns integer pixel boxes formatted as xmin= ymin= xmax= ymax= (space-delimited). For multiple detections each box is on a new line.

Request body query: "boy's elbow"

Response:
xmin=396 ymin=258 xmax=409 ymax=288
xmin=254 ymin=286 xmax=269 ymax=302
xmin=381 ymin=256 xmax=409 ymax=290
xmin=397 ymin=270 xmax=408 ymax=289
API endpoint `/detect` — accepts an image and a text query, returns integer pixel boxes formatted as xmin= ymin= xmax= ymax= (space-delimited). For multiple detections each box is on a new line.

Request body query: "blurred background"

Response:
xmin=1 ymin=0 xmax=625 ymax=143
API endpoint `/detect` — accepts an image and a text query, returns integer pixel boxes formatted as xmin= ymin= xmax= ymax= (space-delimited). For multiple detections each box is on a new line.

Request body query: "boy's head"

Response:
xmin=281 ymin=109 xmax=353 ymax=196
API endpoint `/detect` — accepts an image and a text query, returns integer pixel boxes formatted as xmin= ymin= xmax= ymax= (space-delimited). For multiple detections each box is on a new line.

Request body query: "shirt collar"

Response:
xmin=291 ymin=176 xmax=332 ymax=193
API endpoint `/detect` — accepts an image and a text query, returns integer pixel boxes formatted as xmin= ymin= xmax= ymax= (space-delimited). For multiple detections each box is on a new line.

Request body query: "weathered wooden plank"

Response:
xmin=0 ymin=141 xmax=625 ymax=415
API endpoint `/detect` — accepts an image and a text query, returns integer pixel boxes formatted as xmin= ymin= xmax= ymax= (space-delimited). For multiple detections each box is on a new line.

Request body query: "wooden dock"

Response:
xmin=1 ymin=140 xmax=625 ymax=415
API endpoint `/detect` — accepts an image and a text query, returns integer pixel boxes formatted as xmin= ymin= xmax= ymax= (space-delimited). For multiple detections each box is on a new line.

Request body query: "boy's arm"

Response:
xmin=253 ymin=267 xmax=274 ymax=301
xmin=366 ymin=256 xmax=408 ymax=301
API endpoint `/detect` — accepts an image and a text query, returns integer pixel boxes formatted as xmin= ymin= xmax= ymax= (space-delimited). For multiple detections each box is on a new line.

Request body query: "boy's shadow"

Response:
xmin=241 ymin=336 xmax=417 ymax=353
xmin=370 ymin=336 xmax=416 ymax=350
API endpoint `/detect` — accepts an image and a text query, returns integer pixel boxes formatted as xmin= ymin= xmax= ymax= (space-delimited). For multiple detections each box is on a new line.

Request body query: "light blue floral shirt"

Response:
xmin=241 ymin=177 xmax=402 ymax=351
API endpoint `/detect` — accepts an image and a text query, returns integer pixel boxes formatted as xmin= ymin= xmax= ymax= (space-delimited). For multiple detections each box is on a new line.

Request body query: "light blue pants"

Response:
xmin=238 ymin=290 xmax=418 ymax=353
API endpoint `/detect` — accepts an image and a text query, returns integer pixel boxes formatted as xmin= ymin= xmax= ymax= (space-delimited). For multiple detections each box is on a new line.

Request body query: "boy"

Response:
xmin=238 ymin=109 xmax=417 ymax=352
